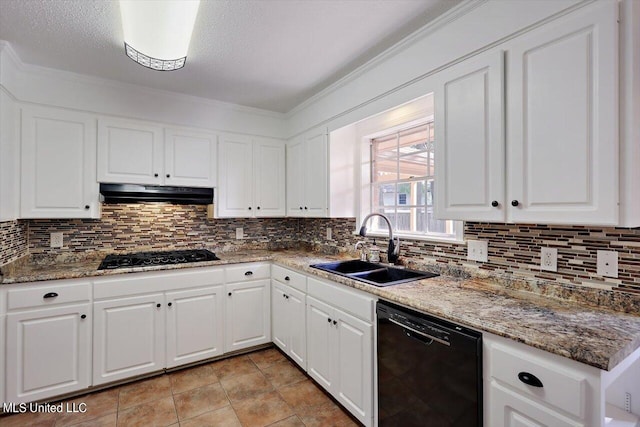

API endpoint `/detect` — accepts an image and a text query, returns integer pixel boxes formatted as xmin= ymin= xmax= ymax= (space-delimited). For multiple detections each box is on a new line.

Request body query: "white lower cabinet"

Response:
xmin=271 ymin=281 xmax=307 ymax=369
xmin=306 ymin=277 xmax=374 ymax=427
xmin=93 ymin=293 xmax=165 ymax=385
xmin=225 ymin=263 xmax=271 ymax=352
xmin=6 ymin=304 xmax=91 ymax=403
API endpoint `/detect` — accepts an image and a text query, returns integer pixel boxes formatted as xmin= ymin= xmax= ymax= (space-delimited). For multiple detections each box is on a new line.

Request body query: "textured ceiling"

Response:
xmin=0 ymin=0 xmax=460 ymax=113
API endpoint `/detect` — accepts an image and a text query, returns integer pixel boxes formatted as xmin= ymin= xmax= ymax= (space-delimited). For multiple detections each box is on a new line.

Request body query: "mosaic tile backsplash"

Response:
xmin=0 ymin=220 xmax=28 ymax=265
xmin=3 ymin=203 xmax=640 ymax=295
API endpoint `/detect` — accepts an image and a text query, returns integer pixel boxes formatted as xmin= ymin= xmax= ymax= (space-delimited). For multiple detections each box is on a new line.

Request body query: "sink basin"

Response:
xmin=310 ymin=260 xmax=438 ymax=287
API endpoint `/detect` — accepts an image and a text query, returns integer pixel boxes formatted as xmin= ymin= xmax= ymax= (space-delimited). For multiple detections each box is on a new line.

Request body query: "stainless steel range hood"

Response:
xmin=100 ymin=184 xmax=213 ymax=205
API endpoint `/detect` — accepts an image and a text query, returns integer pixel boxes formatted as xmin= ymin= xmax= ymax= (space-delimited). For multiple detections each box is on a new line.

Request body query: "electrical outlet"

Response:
xmin=540 ymin=247 xmax=558 ymax=272
xmin=597 ymin=250 xmax=618 ymax=278
xmin=50 ymin=232 xmax=63 ymax=248
xmin=467 ymin=240 xmax=488 ymax=262
xmin=235 ymin=227 xmax=243 ymax=240
xmin=326 ymin=227 xmax=332 ymax=240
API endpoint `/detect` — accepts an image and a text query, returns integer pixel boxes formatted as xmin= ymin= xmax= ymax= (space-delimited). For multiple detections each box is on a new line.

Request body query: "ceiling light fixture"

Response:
xmin=119 ymin=0 xmax=200 ymax=71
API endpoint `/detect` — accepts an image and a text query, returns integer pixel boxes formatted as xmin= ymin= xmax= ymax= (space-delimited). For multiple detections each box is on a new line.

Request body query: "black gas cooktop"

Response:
xmin=98 ymin=249 xmax=220 ymax=270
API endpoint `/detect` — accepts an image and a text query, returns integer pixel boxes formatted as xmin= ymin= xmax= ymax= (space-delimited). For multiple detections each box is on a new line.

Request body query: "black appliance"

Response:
xmin=98 ymin=249 xmax=220 ymax=270
xmin=100 ymin=183 xmax=213 ymax=205
xmin=377 ymin=300 xmax=482 ymax=426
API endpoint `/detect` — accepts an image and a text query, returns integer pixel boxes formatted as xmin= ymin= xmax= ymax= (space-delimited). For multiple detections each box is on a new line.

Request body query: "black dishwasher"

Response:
xmin=377 ymin=300 xmax=482 ymax=426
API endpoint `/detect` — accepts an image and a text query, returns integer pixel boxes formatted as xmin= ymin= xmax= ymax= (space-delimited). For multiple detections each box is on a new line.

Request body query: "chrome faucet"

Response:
xmin=354 ymin=241 xmax=367 ymax=261
xmin=358 ymin=213 xmax=400 ymax=264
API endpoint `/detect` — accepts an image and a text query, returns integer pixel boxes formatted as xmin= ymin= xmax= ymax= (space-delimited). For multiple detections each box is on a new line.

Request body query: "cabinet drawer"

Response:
xmin=490 ymin=343 xmax=586 ymax=419
xmin=307 ymin=276 xmax=374 ymax=322
xmin=7 ymin=281 xmax=91 ymax=311
xmin=272 ymin=265 xmax=306 ymax=292
xmin=226 ymin=263 xmax=270 ymax=283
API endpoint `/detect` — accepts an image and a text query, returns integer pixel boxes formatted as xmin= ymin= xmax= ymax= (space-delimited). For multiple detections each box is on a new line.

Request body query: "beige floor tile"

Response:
xmin=116 ymin=396 xmax=177 ymax=427
xmin=179 ymin=405 xmax=242 ymax=427
xmin=297 ymin=403 xmax=359 ymax=427
xmin=232 ymin=390 xmax=294 ymax=427
xmin=220 ymin=371 xmax=274 ymax=404
xmin=118 ymin=375 xmax=172 ymax=410
xmin=0 ymin=410 xmax=57 ymax=427
xmin=262 ymin=360 xmax=306 ymax=389
xmin=277 ymin=380 xmax=332 ymax=412
xmin=209 ymin=355 xmax=259 ymax=381
xmin=248 ymin=348 xmax=286 ymax=370
xmin=173 ymin=383 xmax=230 ymax=421
xmin=170 ymin=365 xmax=219 ymax=395
xmin=62 ymin=412 xmax=117 ymax=427
xmin=55 ymin=388 xmax=119 ymax=426
xmin=265 ymin=415 xmax=305 ymax=427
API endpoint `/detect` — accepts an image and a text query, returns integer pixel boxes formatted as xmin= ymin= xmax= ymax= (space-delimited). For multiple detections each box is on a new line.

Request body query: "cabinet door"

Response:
xmin=304 ymin=129 xmax=328 ymax=217
xmin=21 ymin=106 xmax=99 ymax=218
xmin=489 ymin=382 xmax=584 ymax=427
xmin=435 ymin=51 xmax=505 ymax=222
xmin=97 ymin=118 xmax=163 ymax=185
xmin=217 ymin=134 xmax=253 ymax=217
xmin=225 ymin=279 xmax=271 ymax=352
xmin=287 ymin=286 xmax=307 ymax=370
xmin=271 ymin=281 xmax=289 ymax=353
xmin=93 ymin=293 xmax=165 ymax=385
xmin=165 ymin=286 xmax=224 ymax=368
xmin=306 ymin=296 xmax=335 ymax=391
xmin=334 ymin=308 xmax=373 ymax=426
xmin=286 ymin=138 xmax=305 ymax=217
xmin=254 ymin=139 xmax=286 ymax=217
xmin=6 ymin=304 xmax=91 ymax=403
xmin=506 ymin=1 xmax=618 ymax=225
xmin=165 ymin=128 xmax=217 ymax=188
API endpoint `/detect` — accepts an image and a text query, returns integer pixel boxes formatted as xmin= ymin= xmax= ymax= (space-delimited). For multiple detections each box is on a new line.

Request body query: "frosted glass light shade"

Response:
xmin=120 ymin=0 xmax=200 ymax=71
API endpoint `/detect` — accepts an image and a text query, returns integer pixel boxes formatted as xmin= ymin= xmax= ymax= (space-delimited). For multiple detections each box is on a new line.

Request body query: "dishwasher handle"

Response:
xmin=388 ymin=318 xmax=450 ymax=347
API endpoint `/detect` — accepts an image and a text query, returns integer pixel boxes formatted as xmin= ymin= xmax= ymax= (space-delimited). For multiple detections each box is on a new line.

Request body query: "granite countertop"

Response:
xmin=2 ymin=249 xmax=640 ymax=371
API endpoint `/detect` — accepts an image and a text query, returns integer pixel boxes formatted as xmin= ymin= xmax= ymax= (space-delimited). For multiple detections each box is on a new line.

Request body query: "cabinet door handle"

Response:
xmin=299 ymin=207 xmax=303 ymax=210
xmin=166 ymin=174 xmax=170 ymax=178
xmin=228 ymin=292 xmax=232 ymax=296
xmin=285 ymin=295 xmax=289 ymax=299
xmin=43 ymin=292 xmax=59 ymax=299
xmin=304 ymin=206 xmax=308 ymax=210
xmin=284 ymin=276 xmax=290 ymax=281
xmin=518 ymin=372 xmax=543 ymax=388
xmin=332 ymin=320 xmax=337 ymax=325
xmin=327 ymin=318 xmax=332 ymax=323
xmin=282 ymin=294 xmax=287 ymax=299
xmin=248 ymin=207 xmax=252 ymax=210
xmin=257 ymin=206 xmax=261 ymax=210
xmin=511 ymin=200 xmax=520 ymax=207
xmin=84 ymin=205 xmax=90 ymax=210
xmin=245 ymin=271 xmax=253 ymax=276
xmin=491 ymin=200 xmax=499 ymax=207
xmin=168 ymin=302 xmax=172 ymax=307
xmin=156 ymin=303 xmax=161 ymax=308
xmin=81 ymin=314 xmax=87 ymax=319
xmin=154 ymin=173 xmax=159 ymax=177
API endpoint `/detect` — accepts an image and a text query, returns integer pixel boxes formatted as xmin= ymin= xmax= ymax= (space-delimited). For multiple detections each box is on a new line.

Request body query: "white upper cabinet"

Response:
xmin=97 ymin=117 xmax=164 ymax=185
xmin=98 ymin=118 xmax=217 ymax=188
xmin=435 ymin=0 xmax=618 ymax=225
xmin=435 ymin=50 xmax=504 ymax=222
xmin=286 ymin=127 xmax=328 ymax=217
xmin=506 ymin=0 xmax=618 ymax=225
xmin=21 ymin=105 xmax=99 ymax=219
xmin=217 ymin=133 xmax=285 ymax=218
xmin=164 ymin=128 xmax=217 ymax=187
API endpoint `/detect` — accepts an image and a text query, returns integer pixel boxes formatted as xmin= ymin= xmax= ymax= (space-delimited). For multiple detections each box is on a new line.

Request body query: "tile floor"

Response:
xmin=0 ymin=347 xmax=359 ymax=427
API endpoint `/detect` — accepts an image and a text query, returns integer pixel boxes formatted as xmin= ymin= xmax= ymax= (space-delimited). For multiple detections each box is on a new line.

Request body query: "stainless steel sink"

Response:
xmin=310 ymin=260 xmax=438 ymax=287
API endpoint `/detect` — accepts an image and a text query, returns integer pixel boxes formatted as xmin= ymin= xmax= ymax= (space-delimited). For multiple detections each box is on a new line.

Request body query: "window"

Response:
xmin=369 ymin=121 xmax=460 ymax=240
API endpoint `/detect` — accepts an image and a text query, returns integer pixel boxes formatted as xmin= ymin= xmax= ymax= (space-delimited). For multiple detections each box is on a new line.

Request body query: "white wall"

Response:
xmin=286 ymin=0 xmax=581 ymax=138
xmin=0 ymin=42 xmax=286 ymax=139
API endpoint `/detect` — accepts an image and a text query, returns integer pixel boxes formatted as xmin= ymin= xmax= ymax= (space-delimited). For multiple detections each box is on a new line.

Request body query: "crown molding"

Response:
xmin=0 ymin=40 xmax=285 ymax=120
xmin=284 ymin=0 xmax=485 ymax=118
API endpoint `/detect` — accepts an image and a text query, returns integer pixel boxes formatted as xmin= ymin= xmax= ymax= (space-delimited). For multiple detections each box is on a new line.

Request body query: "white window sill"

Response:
xmin=352 ymin=230 xmax=466 ymax=245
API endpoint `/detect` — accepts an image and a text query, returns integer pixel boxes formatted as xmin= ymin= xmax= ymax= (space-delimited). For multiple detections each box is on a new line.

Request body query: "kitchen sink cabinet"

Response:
xmin=217 ymin=134 xmax=285 ymax=218
xmin=20 ymin=105 xmax=99 ymax=219
xmin=97 ymin=118 xmax=217 ymax=188
xmin=271 ymin=279 xmax=307 ymax=369
xmin=286 ymin=127 xmax=328 ymax=217
xmin=435 ymin=0 xmax=618 ymax=225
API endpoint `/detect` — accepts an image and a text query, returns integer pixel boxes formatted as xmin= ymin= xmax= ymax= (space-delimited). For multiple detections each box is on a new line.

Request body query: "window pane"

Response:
xmin=373 ymin=183 xmax=396 ymax=207
xmin=396 ymin=181 xmax=426 ymax=206
xmin=371 ymin=207 xmax=395 ymax=232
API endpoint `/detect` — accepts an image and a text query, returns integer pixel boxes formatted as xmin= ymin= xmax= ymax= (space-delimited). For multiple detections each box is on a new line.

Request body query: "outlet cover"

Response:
xmin=50 ymin=232 xmax=63 ymax=248
xmin=467 ymin=240 xmax=488 ymax=262
xmin=235 ymin=228 xmax=244 ymax=240
xmin=540 ymin=247 xmax=558 ymax=272
xmin=597 ymin=250 xmax=618 ymax=278
xmin=326 ymin=227 xmax=332 ymax=240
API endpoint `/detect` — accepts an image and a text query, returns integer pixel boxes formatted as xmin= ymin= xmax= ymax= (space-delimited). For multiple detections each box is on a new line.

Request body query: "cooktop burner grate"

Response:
xmin=98 ymin=249 xmax=220 ymax=270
